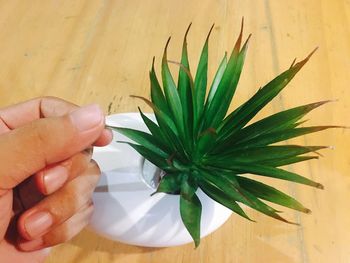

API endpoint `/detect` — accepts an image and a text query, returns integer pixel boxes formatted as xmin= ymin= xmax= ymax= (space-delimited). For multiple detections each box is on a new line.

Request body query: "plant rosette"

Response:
xmin=89 ymin=113 xmax=232 ymax=247
xmin=89 ymin=20 xmax=339 ymax=248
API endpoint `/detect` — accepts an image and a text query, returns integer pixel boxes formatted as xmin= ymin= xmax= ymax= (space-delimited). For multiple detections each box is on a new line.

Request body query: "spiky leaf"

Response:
xmin=180 ymin=176 xmax=202 ymax=247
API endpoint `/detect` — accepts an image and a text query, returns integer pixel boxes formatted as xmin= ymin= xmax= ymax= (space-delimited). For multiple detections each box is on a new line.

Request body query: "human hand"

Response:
xmin=0 ymin=97 xmax=112 ymax=262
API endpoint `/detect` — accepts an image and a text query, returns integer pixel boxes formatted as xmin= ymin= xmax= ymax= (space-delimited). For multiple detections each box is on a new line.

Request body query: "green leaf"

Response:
xmin=137 ymin=107 xmax=167 ymax=145
xmin=263 ymin=156 xmax=319 ymax=167
xmin=180 ymin=176 xmax=202 ymax=247
xmin=137 ymin=107 xmax=186 ymax=158
xmin=237 ymin=188 xmax=297 ymax=225
xmin=154 ymin=173 xmax=182 ymax=195
xmin=205 ymin=52 xmax=227 ymax=107
xmin=234 ymin=126 xmax=338 ymax=149
xmin=110 ymin=127 xmax=169 ymax=157
xmin=198 ymin=170 xmax=294 ymax=224
xmin=199 ymin=169 xmax=255 ymax=210
xmin=161 ymin=38 xmax=185 ymax=138
xmin=193 ymin=24 xmax=213 ymax=127
xmin=217 ymin=49 xmax=318 ymax=140
xmin=216 ymin=101 xmax=330 ymax=150
xmin=121 ymin=142 xmax=173 ymax=171
xmin=195 ymin=128 xmax=217 ymax=158
xmin=150 ymin=58 xmax=170 ymax=116
xmin=210 ymin=145 xmax=327 ymax=163
xmin=130 ymin=95 xmax=178 ymax=135
xmin=236 ymin=176 xmax=311 ymax=213
xmin=213 ymin=162 xmax=323 ymax=189
xmin=203 ymin=29 xmax=250 ymax=130
xmin=130 ymin=96 xmax=189 ymax=160
xmin=177 ymin=24 xmax=194 ymax=150
xmin=199 ymin=178 xmax=252 ymax=221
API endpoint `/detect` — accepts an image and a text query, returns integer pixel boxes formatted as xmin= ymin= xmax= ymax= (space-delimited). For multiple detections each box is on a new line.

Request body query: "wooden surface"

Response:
xmin=0 ymin=0 xmax=349 ymax=262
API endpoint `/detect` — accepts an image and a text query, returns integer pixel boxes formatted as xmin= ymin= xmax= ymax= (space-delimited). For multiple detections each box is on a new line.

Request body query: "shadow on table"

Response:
xmin=65 ymin=220 xmax=298 ymax=263
xmin=66 ymin=228 xmax=165 ymax=262
xmin=58 ymin=199 xmax=302 ymax=263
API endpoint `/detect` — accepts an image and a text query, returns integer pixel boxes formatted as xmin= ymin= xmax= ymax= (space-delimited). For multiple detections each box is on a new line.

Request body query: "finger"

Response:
xmin=18 ymin=202 xmax=94 ymax=251
xmin=0 ymin=104 xmax=103 ymax=190
xmin=34 ymin=148 xmax=93 ymax=195
xmin=0 ymin=190 xmax=13 ymax=240
xmin=17 ymin=161 xmax=100 ymax=240
xmin=0 ymin=97 xmax=77 ymax=129
xmin=0 ymin=96 xmax=111 ymax=146
xmin=93 ymin=128 xmax=113 ymax=147
xmin=15 ymin=148 xmax=93 ymax=216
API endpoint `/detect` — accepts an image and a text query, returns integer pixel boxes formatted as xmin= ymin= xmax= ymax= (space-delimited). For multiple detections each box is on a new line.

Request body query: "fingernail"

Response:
xmin=43 ymin=166 xmax=68 ymax=194
xmin=18 ymin=238 xmax=44 ymax=251
xmin=70 ymin=104 xmax=103 ymax=132
xmin=24 ymin=211 xmax=53 ymax=239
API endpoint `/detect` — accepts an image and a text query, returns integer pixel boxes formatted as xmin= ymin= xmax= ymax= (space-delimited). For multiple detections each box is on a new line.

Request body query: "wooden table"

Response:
xmin=0 ymin=1 xmax=349 ymax=262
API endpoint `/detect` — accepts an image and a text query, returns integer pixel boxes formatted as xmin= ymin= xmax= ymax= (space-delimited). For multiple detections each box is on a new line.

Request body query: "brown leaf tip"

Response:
xmin=307 ymin=47 xmax=319 ymax=60
xmin=185 ymin=23 xmax=192 ymax=38
xmin=240 ymin=17 xmax=244 ymax=35
xmin=316 ymin=183 xmax=324 ymax=190
xmin=304 ymin=208 xmax=312 ymax=214
xmin=205 ymin=23 xmax=215 ymax=42
xmin=163 ymin=36 xmax=172 ymax=59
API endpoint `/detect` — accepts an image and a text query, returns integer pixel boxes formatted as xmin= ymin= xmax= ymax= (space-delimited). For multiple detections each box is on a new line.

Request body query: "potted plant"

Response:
xmin=89 ymin=21 xmax=336 ymax=247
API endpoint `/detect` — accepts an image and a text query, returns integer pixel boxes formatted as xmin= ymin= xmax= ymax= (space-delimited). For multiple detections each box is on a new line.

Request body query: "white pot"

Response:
xmin=89 ymin=113 xmax=232 ymax=247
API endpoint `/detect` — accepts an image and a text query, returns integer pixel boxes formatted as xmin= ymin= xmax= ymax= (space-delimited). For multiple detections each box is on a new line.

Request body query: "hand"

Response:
xmin=0 ymin=97 xmax=112 ymax=263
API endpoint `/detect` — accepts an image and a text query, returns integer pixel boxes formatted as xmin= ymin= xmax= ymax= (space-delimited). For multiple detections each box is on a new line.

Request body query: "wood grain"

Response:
xmin=0 ymin=1 xmax=349 ymax=262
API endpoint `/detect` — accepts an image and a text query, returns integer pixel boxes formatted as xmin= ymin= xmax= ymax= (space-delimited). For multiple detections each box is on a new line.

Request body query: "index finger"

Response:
xmin=0 ymin=96 xmax=112 ymax=146
xmin=0 ymin=96 xmax=77 ymax=128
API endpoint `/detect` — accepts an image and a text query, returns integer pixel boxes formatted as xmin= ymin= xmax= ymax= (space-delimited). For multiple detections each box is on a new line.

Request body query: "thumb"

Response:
xmin=0 ymin=104 xmax=105 ymax=190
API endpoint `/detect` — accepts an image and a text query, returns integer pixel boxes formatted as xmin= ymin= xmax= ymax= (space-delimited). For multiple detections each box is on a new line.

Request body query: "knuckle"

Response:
xmin=29 ymin=120 xmax=50 ymax=164
xmin=31 ymin=120 xmax=47 ymax=146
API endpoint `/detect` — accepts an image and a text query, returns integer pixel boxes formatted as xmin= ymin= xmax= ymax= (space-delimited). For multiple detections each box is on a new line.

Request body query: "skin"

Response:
xmin=0 ymin=97 xmax=113 ymax=263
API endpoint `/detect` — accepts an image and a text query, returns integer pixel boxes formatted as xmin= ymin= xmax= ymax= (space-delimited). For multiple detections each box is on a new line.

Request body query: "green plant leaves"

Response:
xmin=109 ymin=23 xmax=335 ymax=247
xmin=234 ymin=126 xmax=337 ymax=149
xmin=162 ymin=38 xmax=185 ymax=140
xmin=218 ymin=163 xmax=323 ymax=189
xmin=193 ymin=25 xmax=213 ymax=129
xmin=236 ymin=176 xmax=311 ymax=213
xmin=177 ymin=24 xmax=194 ymax=151
xmin=150 ymin=59 xmax=170 ymax=117
xmin=205 ymin=53 xmax=227 ymax=107
xmin=199 ymin=178 xmax=252 ymax=221
xmin=202 ymin=25 xmax=250 ymax=131
xmin=198 ymin=169 xmax=296 ymax=224
xmin=218 ymin=100 xmax=331 ymax=146
xmin=180 ymin=175 xmax=202 ymax=248
xmin=154 ymin=173 xmax=182 ymax=195
xmin=209 ymin=145 xmax=327 ymax=164
xmin=217 ymin=48 xmax=318 ymax=141
xmin=122 ymin=142 xmax=172 ymax=171
xmin=111 ymin=126 xmax=168 ymax=157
